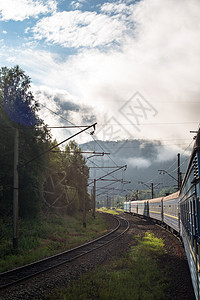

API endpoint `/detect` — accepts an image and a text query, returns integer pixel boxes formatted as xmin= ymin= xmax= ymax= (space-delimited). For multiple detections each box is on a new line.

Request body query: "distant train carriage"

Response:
xmin=148 ymin=197 xmax=163 ymax=222
xmin=124 ymin=201 xmax=130 ymax=213
xmin=137 ymin=200 xmax=146 ymax=216
xmin=163 ymin=191 xmax=179 ymax=232
xmin=130 ymin=200 xmax=138 ymax=214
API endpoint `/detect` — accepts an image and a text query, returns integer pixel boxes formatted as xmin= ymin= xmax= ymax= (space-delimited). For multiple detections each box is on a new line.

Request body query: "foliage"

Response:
xmin=0 ymin=65 xmax=51 ymax=218
xmin=63 ymin=141 xmax=90 ymax=213
xmin=156 ymin=187 xmax=177 ymax=197
xmin=45 ymin=232 xmax=169 ymax=300
xmin=42 ymin=140 xmax=90 ymax=213
xmin=0 ymin=212 xmax=108 ymax=272
xmin=0 ymin=65 xmax=90 ymax=219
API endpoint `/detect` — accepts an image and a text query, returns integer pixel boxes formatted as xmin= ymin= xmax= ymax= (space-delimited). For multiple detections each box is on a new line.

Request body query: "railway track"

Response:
xmin=0 ymin=214 xmax=129 ymax=290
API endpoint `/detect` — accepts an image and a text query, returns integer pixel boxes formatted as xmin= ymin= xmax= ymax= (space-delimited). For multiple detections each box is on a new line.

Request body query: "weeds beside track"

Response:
xmin=45 ymin=232 xmax=169 ymax=300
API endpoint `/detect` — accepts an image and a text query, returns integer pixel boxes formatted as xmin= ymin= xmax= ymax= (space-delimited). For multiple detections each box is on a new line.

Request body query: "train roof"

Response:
xmin=128 ymin=191 xmax=179 ymax=204
xmin=163 ymin=191 xmax=179 ymax=201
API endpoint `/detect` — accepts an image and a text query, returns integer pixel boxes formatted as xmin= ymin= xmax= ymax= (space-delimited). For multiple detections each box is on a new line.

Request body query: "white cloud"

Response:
xmin=31 ymin=85 xmax=96 ymax=145
xmin=127 ymin=157 xmax=152 ymax=168
xmin=1 ymin=0 xmax=199 ymax=149
xmin=156 ymin=146 xmax=182 ymax=162
xmin=56 ymin=0 xmax=200 ymax=142
xmin=32 ymin=10 xmax=126 ymax=48
xmin=0 ymin=0 xmax=57 ymax=21
xmin=101 ymin=1 xmax=134 ymax=15
xmin=70 ymin=1 xmax=86 ymax=9
xmin=70 ymin=1 xmax=81 ymax=9
xmin=2 ymin=30 xmax=7 ymax=34
xmin=6 ymin=56 xmax=16 ymax=62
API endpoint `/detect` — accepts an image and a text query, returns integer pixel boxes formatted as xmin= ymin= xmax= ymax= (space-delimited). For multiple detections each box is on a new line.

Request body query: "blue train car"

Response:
xmin=124 ymin=201 xmax=131 ymax=213
xmin=148 ymin=197 xmax=163 ymax=222
xmin=137 ymin=200 xmax=148 ymax=216
xmin=131 ymin=200 xmax=138 ymax=214
xmin=179 ymin=131 xmax=200 ymax=300
xmin=163 ymin=191 xmax=179 ymax=232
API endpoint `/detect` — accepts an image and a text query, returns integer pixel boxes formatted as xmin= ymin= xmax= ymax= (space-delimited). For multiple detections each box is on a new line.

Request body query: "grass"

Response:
xmin=45 ymin=231 xmax=169 ymax=300
xmin=97 ymin=207 xmax=123 ymax=215
xmin=0 ymin=211 xmax=109 ymax=272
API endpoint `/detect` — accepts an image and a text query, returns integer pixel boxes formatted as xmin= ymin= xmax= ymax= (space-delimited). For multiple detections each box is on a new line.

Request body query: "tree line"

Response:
xmin=0 ymin=65 xmax=89 ymax=219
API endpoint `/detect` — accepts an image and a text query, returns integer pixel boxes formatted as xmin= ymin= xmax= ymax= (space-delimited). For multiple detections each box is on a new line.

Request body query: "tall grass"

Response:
xmin=0 ymin=211 xmax=108 ymax=272
xmin=46 ymin=232 xmax=169 ymax=300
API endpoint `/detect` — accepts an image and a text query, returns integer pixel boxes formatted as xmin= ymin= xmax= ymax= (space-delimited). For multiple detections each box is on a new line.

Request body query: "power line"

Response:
xmin=39 ymin=102 xmax=121 ymax=182
xmin=87 ymin=158 xmax=120 ymax=182
xmin=145 ymin=137 xmax=194 ymax=185
xmin=91 ymin=135 xmax=119 ymax=167
xmin=162 ymin=138 xmax=193 ymax=174
xmin=99 ymin=121 xmax=199 ymax=126
xmin=40 ymin=102 xmax=121 ymax=178
xmin=19 ymin=123 xmax=97 ymax=169
xmin=116 ymin=143 xmax=193 ymax=149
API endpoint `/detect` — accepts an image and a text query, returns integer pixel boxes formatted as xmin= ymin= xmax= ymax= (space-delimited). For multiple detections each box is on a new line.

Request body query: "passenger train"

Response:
xmin=124 ymin=129 xmax=200 ymax=300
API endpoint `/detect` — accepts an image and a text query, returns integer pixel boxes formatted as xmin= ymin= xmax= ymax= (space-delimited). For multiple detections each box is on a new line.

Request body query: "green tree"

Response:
xmin=42 ymin=140 xmax=90 ymax=214
xmin=0 ymin=65 xmax=51 ymax=218
xmin=63 ymin=141 xmax=90 ymax=213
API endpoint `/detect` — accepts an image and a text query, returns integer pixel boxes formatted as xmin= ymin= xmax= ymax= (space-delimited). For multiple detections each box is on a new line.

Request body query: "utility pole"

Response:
xmin=138 ymin=181 xmax=156 ymax=199
xmin=82 ymin=166 xmax=86 ymax=228
xmin=92 ymin=179 xmax=96 ymax=218
xmin=177 ymin=153 xmax=181 ymax=190
xmin=13 ymin=128 xmax=19 ymax=249
xmin=91 ymin=188 xmax=93 ymax=210
xmin=151 ymin=183 xmax=154 ymax=199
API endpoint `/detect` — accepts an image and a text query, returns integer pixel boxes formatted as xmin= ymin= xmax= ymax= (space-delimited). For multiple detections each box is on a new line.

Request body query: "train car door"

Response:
xmin=161 ymin=199 xmax=164 ymax=223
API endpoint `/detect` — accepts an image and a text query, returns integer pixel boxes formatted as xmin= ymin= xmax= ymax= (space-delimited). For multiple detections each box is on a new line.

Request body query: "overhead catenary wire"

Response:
xmin=40 ymin=103 xmax=122 ymax=182
xmin=87 ymin=158 xmax=120 ymax=182
xmin=165 ymin=139 xmax=194 ymax=174
xmin=145 ymin=137 xmax=195 ymax=186
xmin=90 ymin=135 xmax=119 ymax=167
xmin=99 ymin=121 xmax=199 ymax=126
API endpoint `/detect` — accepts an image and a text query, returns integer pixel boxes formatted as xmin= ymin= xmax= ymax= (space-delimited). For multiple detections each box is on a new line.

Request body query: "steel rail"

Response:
xmin=0 ymin=215 xmax=129 ymax=290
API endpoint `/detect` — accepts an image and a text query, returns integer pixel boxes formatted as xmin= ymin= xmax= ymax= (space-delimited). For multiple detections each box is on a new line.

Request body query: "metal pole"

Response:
xmin=91 ymin=188 xmax=93 ymax=210
xmin=82 ymin=167 xmax=86 ymax=228
xmin=13 ymin=128 xmax=19 ymax=249
xmin=151 ymin=183 xmax=154 ymax=199
xmin=177 ymin=153 xmax=181 ymax=190
xmin=92 ymin=179 xmax=96 ymax=218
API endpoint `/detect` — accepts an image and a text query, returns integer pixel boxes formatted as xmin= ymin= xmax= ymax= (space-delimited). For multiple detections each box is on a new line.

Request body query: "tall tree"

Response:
xmin=63 ymin=141 xmax=90 ymax=213
xmin=0 ymin=66 xmax=51 ymax=218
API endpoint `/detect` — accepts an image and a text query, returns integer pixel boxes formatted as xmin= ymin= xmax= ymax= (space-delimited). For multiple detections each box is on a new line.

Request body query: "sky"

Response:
xmin=0 ymin=0 xmax=200 ymax=157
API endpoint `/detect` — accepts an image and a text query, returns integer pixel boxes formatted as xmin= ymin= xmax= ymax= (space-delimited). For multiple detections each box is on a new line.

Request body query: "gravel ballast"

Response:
xmin=0 ymin=213 xmax=195 ymax=300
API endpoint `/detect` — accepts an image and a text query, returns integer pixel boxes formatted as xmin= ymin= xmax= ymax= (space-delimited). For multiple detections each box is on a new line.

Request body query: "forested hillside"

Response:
xmin=81 ymin=139 xmax=189 ymax=198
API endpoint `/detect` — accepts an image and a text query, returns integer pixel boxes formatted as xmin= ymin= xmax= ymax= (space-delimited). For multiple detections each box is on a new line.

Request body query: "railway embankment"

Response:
xmin=0 ymin=212 xmax=195 ymax=300
xmin=0 ymin=211 xmax=113 ymax=273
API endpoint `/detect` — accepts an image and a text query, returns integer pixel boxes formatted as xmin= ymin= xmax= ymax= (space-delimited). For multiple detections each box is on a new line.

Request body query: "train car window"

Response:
xmin=189 ymin=200 xmax=194 ymax=247
xmin=187 ymin=202 xmax=190 ymax=236
xmin=193 ymin=198 xmax=199 ymax=256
